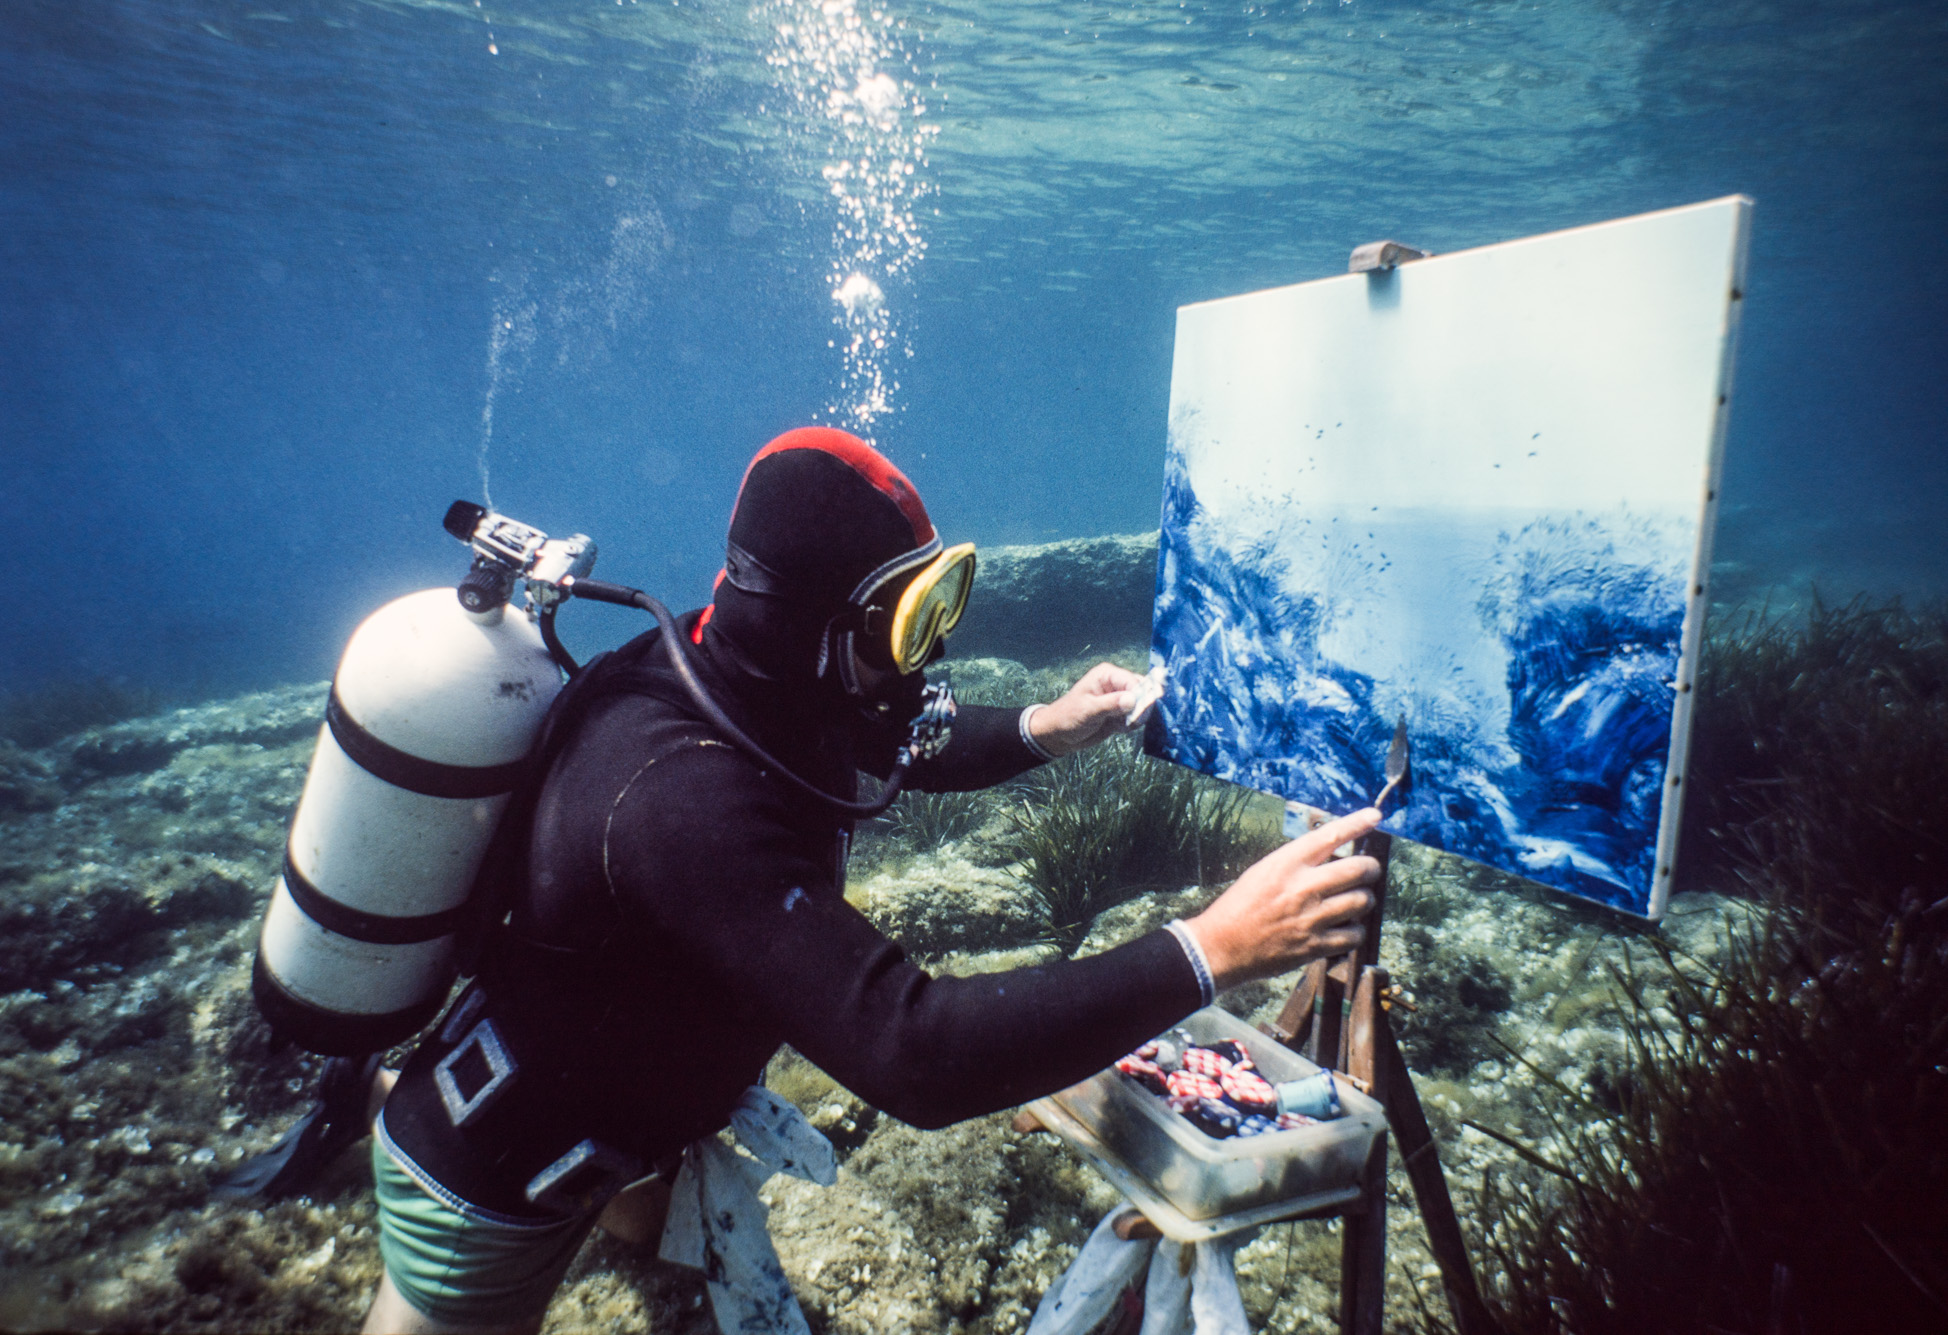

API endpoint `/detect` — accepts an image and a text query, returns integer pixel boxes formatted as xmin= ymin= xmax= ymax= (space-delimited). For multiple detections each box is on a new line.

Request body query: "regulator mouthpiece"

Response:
xmin=443 ymin=501 xmax=598 ymax=617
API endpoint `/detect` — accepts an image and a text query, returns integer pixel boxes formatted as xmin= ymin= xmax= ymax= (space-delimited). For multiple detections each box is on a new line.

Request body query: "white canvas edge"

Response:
xmin=1646 ymin=194 xmax=1754 ymax=921
xmin=1177 ymin=194 xmax=1757 ymax=318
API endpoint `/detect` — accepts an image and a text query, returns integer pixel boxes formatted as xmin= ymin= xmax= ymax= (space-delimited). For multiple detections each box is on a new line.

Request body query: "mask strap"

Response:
xmin=816 ymin=616 xmax=869 ymax=701
xmin=723 ymin=540 xmax=792 ymax=598
xmin=834 ymin=627 xmax=866 ymax=698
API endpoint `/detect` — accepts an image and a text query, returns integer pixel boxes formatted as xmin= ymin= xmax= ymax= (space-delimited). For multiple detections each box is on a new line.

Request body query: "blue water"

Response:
xmin=3 ymin=0 xmax=1945 ymax=697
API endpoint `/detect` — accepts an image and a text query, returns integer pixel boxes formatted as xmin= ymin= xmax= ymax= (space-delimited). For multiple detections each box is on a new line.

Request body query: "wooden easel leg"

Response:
xmin=1309 ymin=960 xmax=1348 ymax=1070
xmin=1375 ymin=1008 xmax=1494 ymax=1335
xmin=1261 ymin=958 xmax=1325 ymax=1050
xmin=1339 ymin=1131 xmax=1389 ymax=1335
xmin=1267 ymin=826 xmax=1497 ymax=1334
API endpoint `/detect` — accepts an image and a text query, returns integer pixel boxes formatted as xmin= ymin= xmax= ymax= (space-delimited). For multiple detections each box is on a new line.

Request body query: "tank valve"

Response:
xmin=443 ymin=501 xmax=597 ymax=619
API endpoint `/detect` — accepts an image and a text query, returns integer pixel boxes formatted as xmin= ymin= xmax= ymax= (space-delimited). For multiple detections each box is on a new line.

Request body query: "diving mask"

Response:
xmin=885 ymin=543 xmax=976 ymax=675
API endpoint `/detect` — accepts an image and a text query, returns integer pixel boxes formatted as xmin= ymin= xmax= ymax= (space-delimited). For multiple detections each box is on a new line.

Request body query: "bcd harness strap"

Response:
xmin=282 ymin=849 xmax=472 ymax=945
xmin=326 ymin=689 xmax=525 ymax=800
xmin=451 ymin=632 xmax=682 ymax=976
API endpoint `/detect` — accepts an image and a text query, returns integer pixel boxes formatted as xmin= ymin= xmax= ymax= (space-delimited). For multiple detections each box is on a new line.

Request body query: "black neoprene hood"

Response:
xmin=704 ymin=427 xmax=941 ymax=682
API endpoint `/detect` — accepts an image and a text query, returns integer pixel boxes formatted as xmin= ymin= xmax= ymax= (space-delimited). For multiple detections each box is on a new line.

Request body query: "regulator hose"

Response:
xmin=537 ymin=606 xmax=580 ymax=677
xmin=564 ymin=576 xmax=910 ymax=819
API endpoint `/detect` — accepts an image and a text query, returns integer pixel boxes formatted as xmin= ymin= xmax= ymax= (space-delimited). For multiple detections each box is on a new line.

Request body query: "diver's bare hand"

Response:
xmin=1183 ymin=808 xmax=1382 ymax=990
xmin=1027 ymin=662 xmax=1146 ymax=757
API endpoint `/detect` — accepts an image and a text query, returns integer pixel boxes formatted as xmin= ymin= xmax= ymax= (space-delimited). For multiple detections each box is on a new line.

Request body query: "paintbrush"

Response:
xmin=1372 ymin=717 xmax=1411 ymax=813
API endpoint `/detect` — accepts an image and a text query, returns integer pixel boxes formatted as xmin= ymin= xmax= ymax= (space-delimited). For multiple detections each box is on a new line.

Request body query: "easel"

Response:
xmin=1016 ymin=823 xmax=1494 ymax=1334
xmin=1256 ymin=821 xmax=1491 ymax=1335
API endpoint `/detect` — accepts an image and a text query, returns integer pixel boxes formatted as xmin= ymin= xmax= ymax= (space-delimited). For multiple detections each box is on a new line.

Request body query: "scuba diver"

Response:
xmin=247 ymin=427 xmax=1381 ymax=1334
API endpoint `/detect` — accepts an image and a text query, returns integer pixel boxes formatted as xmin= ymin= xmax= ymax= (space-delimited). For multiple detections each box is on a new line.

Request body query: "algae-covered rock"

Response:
xmin=0 ymin=740 xmax=62 ymax=814
xmin=947 ymin=533 xmax=1158 ymax=666
xmin=1073 ymin=882 xmax=1215 ymax=957
xmin=0 ymin=856 xmax=260 ymax=995
xmin=53 ymin=684 xmax=325 ymax=783
xmin=0 ymin=734 xmax=295 ymax=993
xmin=939 ymin=655 xmax=1042 ymax=707
xmin=848 ymin=855 xmax=1046 ymax=958
xmin=0 ymin=684 xmax=336 ymax=1327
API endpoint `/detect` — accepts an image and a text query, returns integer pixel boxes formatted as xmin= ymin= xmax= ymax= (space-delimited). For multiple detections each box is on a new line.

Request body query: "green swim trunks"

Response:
xmin=371 ymin=1137 xmax=599 ymax=1325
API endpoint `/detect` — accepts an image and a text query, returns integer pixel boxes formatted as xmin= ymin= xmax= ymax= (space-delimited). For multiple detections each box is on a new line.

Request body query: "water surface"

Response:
xmin=3 ymin=0 xmax=1943 ymax=695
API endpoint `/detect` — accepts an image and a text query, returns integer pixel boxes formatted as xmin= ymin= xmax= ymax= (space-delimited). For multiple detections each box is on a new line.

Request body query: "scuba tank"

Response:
xmin=250 ymin=501 xmax=956 ymax=1057
xmin=250 ymin=506 xmax=592 ymax=1056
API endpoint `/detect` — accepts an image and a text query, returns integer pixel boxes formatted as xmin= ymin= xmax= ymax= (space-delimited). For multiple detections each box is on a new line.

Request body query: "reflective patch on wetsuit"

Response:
xmin=782 ymin=886 xmax=807 ymax=912
xmin=435 ymin=1019 xmax=517 ymax=1127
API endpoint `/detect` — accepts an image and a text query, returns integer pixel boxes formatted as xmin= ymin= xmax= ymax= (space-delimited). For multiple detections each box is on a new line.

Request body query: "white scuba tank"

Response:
xmin=251 ymin=586 xmax=562 ymax=1055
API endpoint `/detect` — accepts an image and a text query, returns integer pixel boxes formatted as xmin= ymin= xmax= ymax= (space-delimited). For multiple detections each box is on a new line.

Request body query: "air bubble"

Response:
xmin=761 ymin=0 xmax=935 ymax=437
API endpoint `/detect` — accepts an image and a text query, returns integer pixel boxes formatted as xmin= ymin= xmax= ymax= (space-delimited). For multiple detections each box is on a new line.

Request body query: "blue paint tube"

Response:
xmin=1273 ymin=1071 xmax=1342 ymax=1121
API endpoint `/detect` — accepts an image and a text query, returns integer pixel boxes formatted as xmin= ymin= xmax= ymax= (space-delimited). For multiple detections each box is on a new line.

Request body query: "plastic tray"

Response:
xmin=1025 ymin=1006 xmax=1386 ymax=1241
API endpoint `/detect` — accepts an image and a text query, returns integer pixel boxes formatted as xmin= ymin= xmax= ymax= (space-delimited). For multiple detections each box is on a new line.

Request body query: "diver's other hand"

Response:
xmin=1184 ymin=808 xmax=1382 ymax=991
xmin=1027 ymin=662 xmax=1146 ymax=757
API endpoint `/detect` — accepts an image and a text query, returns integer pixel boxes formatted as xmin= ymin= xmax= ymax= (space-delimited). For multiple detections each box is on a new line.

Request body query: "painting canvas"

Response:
xmin=1148 ymin=198 xmax=1751 ymax=918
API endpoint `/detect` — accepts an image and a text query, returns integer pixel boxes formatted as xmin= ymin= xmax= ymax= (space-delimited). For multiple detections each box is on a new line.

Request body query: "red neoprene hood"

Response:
xmin=737 ymin=428 xmax=934 ymax=549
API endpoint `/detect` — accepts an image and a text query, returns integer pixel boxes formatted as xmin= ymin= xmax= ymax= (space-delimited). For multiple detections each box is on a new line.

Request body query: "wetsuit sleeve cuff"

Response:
xmin=1165 ymin=919 xmax=1217 ymax=1006
xmin=1018 ymin=704 xmax=1061 ymax=763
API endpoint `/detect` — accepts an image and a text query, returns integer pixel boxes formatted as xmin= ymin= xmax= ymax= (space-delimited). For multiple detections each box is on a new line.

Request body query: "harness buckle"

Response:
xmin=524 ymin=1139 xmax=645 ymax=1215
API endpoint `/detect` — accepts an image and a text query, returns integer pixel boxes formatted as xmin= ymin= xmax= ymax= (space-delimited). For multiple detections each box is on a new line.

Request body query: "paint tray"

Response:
xmin=1025 ymin=1006 xmax=1386 ymax=1242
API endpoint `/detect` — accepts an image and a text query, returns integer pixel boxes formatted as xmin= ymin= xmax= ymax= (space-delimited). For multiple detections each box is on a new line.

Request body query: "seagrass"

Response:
xmin=1444 ymin=598 xmax=1948 ymax=1335
xmin=1003 ymin=737 xmax=1274 ymax=953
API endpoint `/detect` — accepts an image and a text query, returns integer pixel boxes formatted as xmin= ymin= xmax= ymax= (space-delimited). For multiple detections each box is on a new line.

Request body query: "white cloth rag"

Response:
xmin=1026 ymin=1206 xmax=1256 ymax=1335
xmin=658 ymin=1085 xmax=838 ymax=1335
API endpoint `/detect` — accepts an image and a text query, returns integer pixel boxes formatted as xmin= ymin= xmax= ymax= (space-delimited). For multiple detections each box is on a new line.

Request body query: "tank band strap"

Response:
xmin=284 ymin=850 xmax=471 ymax=945
xmin=327 ymin=689 xmax=527 ymax=800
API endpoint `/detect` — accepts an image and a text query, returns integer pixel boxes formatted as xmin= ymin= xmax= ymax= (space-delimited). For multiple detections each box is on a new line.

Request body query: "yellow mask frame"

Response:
xmin=887 ymin=543 xmax=977 ymax=675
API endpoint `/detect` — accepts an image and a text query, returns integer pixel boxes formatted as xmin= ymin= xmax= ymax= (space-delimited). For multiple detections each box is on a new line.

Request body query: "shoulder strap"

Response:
xmin=454 ymin=626 xmax=691 ymax=975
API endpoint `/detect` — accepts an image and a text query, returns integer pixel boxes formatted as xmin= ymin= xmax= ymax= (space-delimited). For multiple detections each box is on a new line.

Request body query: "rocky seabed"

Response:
xmin=0 ymin=675 xmax=1745 ymax=1333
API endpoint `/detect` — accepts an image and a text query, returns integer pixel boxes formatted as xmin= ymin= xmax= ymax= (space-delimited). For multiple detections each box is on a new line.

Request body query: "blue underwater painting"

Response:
xmin=1148 ymin=200 xmax=1752 ymax=917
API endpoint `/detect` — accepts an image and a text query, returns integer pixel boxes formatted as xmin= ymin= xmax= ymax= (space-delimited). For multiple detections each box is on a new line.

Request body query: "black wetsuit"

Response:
xmin=379 ymin=619 xmax=1205 ymax=1223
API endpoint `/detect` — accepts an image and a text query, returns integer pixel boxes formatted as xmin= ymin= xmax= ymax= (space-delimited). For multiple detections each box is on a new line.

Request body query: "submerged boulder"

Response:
xmin=946 ymin=533 xmax=1158 ymax=667
xmin=53 ymin=685 xmax=325 ymax=783
xmin=847 ymin=855 xmax=1045 ymax=958
xmin=0 ymin=739 xmax=61 ymax=813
